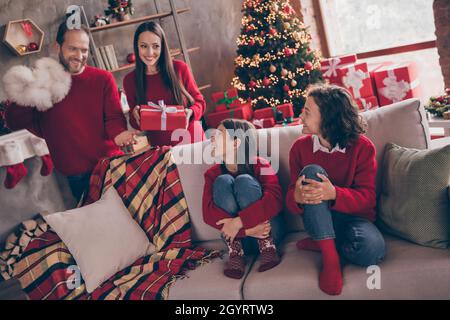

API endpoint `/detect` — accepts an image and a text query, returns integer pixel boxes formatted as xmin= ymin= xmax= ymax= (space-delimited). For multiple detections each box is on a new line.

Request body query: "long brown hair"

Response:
xmin=133 ymin=22 xmax=194 ymax=106
xmin=220 ymin=119 xmax=258 ymax=175
xmin=307 ymin=84 xmax=367 ymax=148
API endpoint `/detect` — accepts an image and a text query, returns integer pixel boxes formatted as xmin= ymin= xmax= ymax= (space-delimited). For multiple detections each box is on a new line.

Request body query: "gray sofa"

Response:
xmin=168 ymin=98 xmax=450 ymax=300
xmin=0 ymin=98 xmax=449 ymax=299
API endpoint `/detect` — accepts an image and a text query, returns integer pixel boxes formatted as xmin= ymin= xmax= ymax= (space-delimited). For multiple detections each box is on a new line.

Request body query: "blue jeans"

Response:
xmin=300 ymin=164 xmax=386 ymax=267
xmin=213 ymin=174 xmax=283 ymax=254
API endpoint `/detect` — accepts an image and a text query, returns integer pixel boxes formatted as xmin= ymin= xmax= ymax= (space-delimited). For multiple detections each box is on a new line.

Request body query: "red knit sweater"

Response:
xmin=286 ymin=134 xmax=377 ymax=221
xmin=5 ymin=66 xmax=127 ymax=176
xmin=203 ymin=157 xmax=283 ymax=238
xmin=123 ymin=60 xmax=206 ymax=146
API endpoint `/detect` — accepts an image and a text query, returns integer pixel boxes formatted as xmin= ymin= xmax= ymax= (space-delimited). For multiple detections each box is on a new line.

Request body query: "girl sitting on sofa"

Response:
xmin=286 ymin=84 xmax=386 ymax=296
xmin=203 ymin=119 xmax=283 ymax=279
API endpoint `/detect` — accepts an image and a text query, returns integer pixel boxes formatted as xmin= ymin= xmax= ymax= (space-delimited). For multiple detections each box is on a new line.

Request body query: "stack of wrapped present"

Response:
xmin=321 ymin=54 xmax=421 ymax=111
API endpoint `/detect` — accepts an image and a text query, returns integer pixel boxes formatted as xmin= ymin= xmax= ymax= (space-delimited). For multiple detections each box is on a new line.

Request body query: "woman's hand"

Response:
xmin=184 ymin=108 xmax=193 ymax=129
xmin=114 ymin=129 xmax=139 ymax=147
xmin=245 ymin=221 xmax=271 ymax=239
xmin=132 ymin=105 xmax=141 ymax=126
xmin=217 ymin=217 xmax=243 ymax=243
xmin=294 ymin=174 xmax=336 ymax=205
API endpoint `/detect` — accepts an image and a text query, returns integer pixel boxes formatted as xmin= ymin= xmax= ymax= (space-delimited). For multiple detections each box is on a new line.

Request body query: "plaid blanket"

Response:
xmin=0 ymin=147 xmax=219 ymax=300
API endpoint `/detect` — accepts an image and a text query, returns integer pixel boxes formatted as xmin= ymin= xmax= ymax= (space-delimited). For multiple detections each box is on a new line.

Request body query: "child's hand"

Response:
xmin=245 ymin=221 xmax=271 ymax=239
xmin=303 ymin=173 xmax=336 ymax=202
xmin=217 ymin=217 xmax=243 ymax=243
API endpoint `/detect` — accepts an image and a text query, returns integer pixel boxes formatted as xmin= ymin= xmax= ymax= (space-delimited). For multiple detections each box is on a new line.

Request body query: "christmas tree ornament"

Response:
xmin=283 ymin=84 xmax=290 ymax=92
xmin=253 ymin=53 xmax=260 ymax=61
xmin=283 ymin=22 xmax=291 ymax=29
xmin=269 ymin=28 xmax=277 ymax=36
xmin=291 ymin=79 xmax=297 ymax=87
xmin=269 ymin=65 xmax=277 ymax=73
xmin=284 ymin=48 xmax=293 ymax=57
xmin=260 ymin=31 xmax=265 ymax=36
xmin=249 ymin=39 xmax=256 ymax=46
xmin=262 ymin=77 xmax=271 ymax=86
xmin=281 ymin=68 xmax=288 ymax=77
xmin=304 ymin=61 xmax=313 ymax=71
xmin=293 ymin=31 xmax=301 ymax=41
xmin=127 ymin=53 xmax=136 ymax=63
xmin=27 ymin=42 xmax=39 ymax=52
xmin=248 ymin=80 xmax=256 ymax=88
xmin=16 ymin=45 xmax=27 ymax=54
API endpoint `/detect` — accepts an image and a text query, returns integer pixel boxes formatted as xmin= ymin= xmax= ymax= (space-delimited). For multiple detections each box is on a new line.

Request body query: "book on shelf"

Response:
xmin=99 ymin=46 xmax=111 ymax=70
xmin=107 ymin=45 xmax=120 ymax=70
xmin=94 ymin=47 xmax=106 ymax=70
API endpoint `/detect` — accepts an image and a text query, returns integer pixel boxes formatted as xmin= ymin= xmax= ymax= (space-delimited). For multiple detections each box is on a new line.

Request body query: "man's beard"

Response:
xmin=59 ymin=52 xmax=86 ymax=74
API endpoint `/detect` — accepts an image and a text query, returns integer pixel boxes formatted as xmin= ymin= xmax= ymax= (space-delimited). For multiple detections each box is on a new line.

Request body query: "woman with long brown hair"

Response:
xmin=123 ymin=21 xmax=206 ymax=146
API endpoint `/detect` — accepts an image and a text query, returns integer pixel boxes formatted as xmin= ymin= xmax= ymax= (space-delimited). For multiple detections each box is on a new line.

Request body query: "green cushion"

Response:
xmin=378 ymin=143 xmax=450 ymax=249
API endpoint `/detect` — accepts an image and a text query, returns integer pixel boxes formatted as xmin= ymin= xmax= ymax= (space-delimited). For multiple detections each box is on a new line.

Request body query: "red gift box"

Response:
xmin=211 ymin=88 xmax=241 ymax=112
xmin=140 ymin=101 xmax=186 ymax=131
xmin=336 ymin=62 xmax=374 ymax=100
xmin=253 ymin=103 xmax=294 ymax=121
xmin=355 ymin=96 xmax=379 ymax=112
xmin=373 ymin=62 xmax=421 ymax=107
xmin=368 ymin=62 xmax=393 ymax=101
xmin=320 ymin=54 xmax=357 ymax=85
xmin=206 ymin=102 xmax=253 ymax=128
xmin=252 ymin=117 xmax=275 ymax=129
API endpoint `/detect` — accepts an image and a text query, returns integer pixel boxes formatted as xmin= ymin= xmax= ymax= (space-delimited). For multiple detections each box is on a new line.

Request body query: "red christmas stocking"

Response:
xmin=39 ymin=154 xmax=53 ymax=176
xmin=4 ymin=163 xmax=28 ymax=189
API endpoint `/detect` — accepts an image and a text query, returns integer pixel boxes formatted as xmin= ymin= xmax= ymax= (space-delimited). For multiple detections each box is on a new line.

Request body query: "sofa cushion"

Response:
xmin=378 ymin=143 xmax=450 ymax=249
xmin=361 ymin=99 xmax=430 ymax=195
xmin=43 ymin=187 xmax=154 ymax=293
xmin=167 ymin=239 xmax=255 ymax=300
xmin=243 ymin=232 xmax=450 ymax=299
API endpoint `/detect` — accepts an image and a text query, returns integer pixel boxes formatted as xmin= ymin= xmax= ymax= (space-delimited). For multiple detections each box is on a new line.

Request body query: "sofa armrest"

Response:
xmin=429 ymin=137 xmax=450 ymax=150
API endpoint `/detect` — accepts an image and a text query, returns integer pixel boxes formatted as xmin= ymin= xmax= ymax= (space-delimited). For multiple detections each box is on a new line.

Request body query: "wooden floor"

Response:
xmin=0 ymin=278 xmax=28 ymax=300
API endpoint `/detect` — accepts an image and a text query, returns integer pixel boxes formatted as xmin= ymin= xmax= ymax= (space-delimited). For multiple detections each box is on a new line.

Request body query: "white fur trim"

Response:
xmin=2 ymin=58 xmax=71 ymax=111
xmin=29 ymin=136 xmax=49 ymax=157
xmin=0 ymin=141 xmax=25 ymax=166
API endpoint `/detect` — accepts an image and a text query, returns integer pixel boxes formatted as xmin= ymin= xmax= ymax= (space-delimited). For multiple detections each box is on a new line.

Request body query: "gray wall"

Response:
xmin=0 ymin=0 xmax=243 ymax=245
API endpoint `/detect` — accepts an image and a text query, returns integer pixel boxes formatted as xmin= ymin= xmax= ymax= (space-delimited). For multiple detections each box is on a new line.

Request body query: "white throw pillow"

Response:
xmin=43 ymin=187 xmax=154 ymax=293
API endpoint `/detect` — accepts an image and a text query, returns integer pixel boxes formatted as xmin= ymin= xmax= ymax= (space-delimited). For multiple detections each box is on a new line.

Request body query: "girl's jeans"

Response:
xmin=213 ymin=174 xmax=283 ymax=254
xmin=300 ymin=164 xmax=386 ymax=267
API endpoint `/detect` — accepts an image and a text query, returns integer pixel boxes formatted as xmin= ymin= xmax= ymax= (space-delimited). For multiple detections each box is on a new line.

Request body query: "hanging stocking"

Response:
xmin=4 ymin=163 xmax=28 ymax=189
xmin=30 ymin=137 xmax=53 ymax=176
xmin=1 ymin=140 xmax=27 ymax=189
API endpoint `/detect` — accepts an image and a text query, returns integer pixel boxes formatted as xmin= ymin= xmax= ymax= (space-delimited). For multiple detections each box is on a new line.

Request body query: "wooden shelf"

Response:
xmin=110 ymin=47 xmax=200 ymax=73
xmin=3 ymin=19 xmax=45 ymax=56
xmin=89 ymin=8 xmax=190 ymax=33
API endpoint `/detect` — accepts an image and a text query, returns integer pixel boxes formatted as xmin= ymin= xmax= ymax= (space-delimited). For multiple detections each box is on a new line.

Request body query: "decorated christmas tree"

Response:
xmin=232 ymin=0 xmax=323 ymax=116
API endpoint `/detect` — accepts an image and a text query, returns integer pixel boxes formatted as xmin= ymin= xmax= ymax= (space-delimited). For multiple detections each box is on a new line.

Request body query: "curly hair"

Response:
xmin=307 ymin=84 xmax=367 ymax=149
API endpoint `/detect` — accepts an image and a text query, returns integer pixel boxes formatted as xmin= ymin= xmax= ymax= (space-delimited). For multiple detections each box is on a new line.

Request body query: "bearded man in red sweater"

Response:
xmin=4 ymin=21 xmax=137 ymax=202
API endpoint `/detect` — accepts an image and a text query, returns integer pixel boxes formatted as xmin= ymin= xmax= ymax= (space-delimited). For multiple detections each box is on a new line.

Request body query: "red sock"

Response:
xmin=296 ymin=237 xmax=320 ymax=252
xmin=317 ymin=239 xmax=343 ymax=296
xmin=40 ymin=154 xmax=53 ymax=176
xmin=4 ymin=163 xmax=28 ymax=189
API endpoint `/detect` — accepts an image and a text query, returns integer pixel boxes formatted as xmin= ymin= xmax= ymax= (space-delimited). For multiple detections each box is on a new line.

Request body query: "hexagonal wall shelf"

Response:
xmin=3 ymin=19 xmax=45 ymax=56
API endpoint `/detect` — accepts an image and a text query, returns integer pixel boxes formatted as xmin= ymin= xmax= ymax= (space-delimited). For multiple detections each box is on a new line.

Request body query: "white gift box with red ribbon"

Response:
xmin=373 ymin=62 xmax=421 ymax=106
xmin=320 ymin=54 xmax=357 ymax=85
xmin=336 ymin=62 xmax=375 ymax=100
